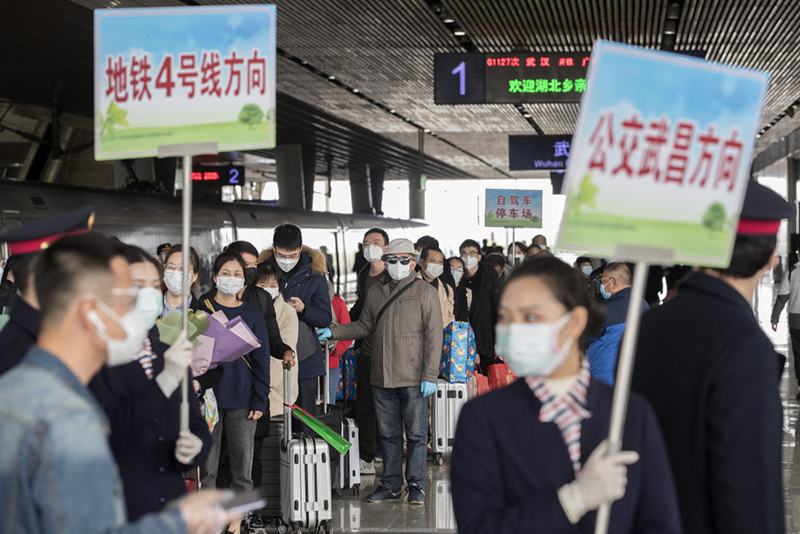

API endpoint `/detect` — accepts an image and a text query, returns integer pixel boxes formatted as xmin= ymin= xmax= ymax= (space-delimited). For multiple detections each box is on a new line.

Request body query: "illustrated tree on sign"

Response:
xmin=99 ymin=101 xmax=129 ymax=138
xmin=568 ymin=174 xmax=598 ymax=215
xmin=702 ymin=202 xmax=727 ymax=232
xmin=238 ymin=104 xmax=264 ymax=128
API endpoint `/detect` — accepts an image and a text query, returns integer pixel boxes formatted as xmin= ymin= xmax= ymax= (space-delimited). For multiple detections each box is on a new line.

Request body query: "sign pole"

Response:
xmin=511 ymin=226 xmax=516 ymax=265
xmin=159 ymin=142 xmax=217 ymax=432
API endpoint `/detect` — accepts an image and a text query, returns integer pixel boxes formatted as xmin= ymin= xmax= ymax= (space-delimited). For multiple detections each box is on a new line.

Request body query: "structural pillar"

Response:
xmin=788 ymin=157 xmax=799 ymax=255
xmin=409 ymin=129 xmax=426 ymax=219
xmin=370 ymin=165 xmax=386 ymax=216
xmin=349 ymin=163 xmax=373 ymax=215
xmin=302 ymin=144 xmax=317 ymax=210
xmin=275 ymin=144 xmax=305 ymax=210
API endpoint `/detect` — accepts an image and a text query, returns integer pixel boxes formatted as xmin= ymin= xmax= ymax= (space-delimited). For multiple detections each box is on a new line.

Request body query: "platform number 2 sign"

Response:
xmin=228 ymin=167 xmax=240 ymax=185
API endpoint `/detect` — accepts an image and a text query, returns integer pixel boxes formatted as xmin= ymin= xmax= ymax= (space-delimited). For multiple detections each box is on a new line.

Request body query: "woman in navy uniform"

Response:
xmin=89 ymin=245 xmax=211 ymax=521
xmin=451 ymin=257 xmax=681 ymax=534
xmin=632 ymin=180 xmax=793 ymax=534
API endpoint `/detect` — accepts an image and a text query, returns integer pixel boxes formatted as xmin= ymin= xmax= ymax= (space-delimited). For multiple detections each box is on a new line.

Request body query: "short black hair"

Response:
xmin=273 ymin=223 xmax=303 ymax=251
xmin=575 ymin=256 xmax=592 ymax=266
xmin=714 ymin=233 xmax=776 ymax=279
xmin=36 ymin=233 xmax=121 ymax=328
xmin=363 ymin=228 xmax=389 ymax=247
xmin=448 ymin=256 xmax=466 ymax=271
xmin=459 ymin=239 xmax=482 ymax=254
xmin=226 ymin=240 xmax=259 ymax=259
xmin=163 ymin=245 xmax=200 ymax=273
xmin=485 ymin=253 xmax=506 ymax=270
xmin=3 ymin=253 xmax=39 ymax=297
xmin=256 ymin=261 xmax=283 ymax=286
xmin=121 ymin=245 xmax=161 ymax=274
xmin=508 ymin=241 xmax=527 ymax=254
xmin=415 ymin=235 xmax=440 ymax=250
xmin=505 ymin=256 xmax=604 ymax=342
xmin=420 ymin=246 xmax=444 ymax=261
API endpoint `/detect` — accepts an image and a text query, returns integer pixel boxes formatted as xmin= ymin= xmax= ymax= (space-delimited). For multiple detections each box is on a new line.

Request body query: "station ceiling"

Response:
xmin=2 ymin=0 xmax=800 ymax=182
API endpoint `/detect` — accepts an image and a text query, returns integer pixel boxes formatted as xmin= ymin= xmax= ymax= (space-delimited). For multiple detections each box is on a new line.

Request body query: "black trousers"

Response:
xmin=295 ymin=376 xmax=318 ymax=435
xmin=356 ymin=351 xmax=377 ymax=462
xmin=791 ymin=327 xmax=800 ymax=385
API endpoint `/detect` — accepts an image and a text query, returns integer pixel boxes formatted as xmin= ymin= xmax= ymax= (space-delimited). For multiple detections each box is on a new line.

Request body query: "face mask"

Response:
xmin=163 ymin=270 xmax=185 ymax=296
xmin=495 ymin=313 xmax=572 ymax=378
xmin=415 ymin=252 xmax=422 ymax=263
xmin=364 ymin=245 xmax=384 ymax=263
xmin=462 ymin=255 xmax=479 ymax=270
xmin=276 ymin=257 xmax=299 ymax=273
xmin=244 ymin=267 xmax=258 ymax=286
xmin=264 ymin=287 xmax=280 ymax=300
xmin=216 ymin=276 xmax=244 ymax=296
xmin=600 ymin=281 xmax=611 ymax=299
xmin=425 ymin=263 xmax=444 ymax=279
xmin=451 ymin=268 xmax=463 ymax=284
xmin=88 ymin=300 xmax=149 ymax=367
xmin=387 ymin=262 xmax=411 ymax=281
xmin=581 ymin=265 xmax=593 ymax=277
xmin=135 ymin=287 xmax=164 ymax=329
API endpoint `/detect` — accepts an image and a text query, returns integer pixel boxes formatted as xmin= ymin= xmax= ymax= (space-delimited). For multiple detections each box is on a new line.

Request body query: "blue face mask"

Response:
xmin=600 ymin=281 xmax=611 ymax=299
xmin=580 ymin=265 xmax=593 ymax=277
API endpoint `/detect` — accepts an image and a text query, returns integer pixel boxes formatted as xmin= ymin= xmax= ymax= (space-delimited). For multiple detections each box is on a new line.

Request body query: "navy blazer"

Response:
xmin=89 ymin=328 xmax=212 ymax=521
xmin=451 ymin=377 xmax=681 ymax=534
xmin=632 ymin=272 xmax=785 ymax=534
xmin=0 ymin=298 xmax=39 ymax=376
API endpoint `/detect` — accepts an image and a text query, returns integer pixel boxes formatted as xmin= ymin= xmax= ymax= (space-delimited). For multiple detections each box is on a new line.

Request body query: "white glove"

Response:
xmin=175 ymin=430 xmax=204 ymax=465
xmin=557 ymin=440 xmax=639 ymax=524
xmin=176 ymin=489 xmax=240 ymax=534
xmin=156 ymin=330 xmax=193 ymax=398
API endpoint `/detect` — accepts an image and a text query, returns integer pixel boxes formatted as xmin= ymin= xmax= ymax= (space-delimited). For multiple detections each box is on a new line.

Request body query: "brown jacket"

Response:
xmin=417 ymin=272 xmax=455 ymax=327
xmin=330 ymin=273 xmax=443 ymax=388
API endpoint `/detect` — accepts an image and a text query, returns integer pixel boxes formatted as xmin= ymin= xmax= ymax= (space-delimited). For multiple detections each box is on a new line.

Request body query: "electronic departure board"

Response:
xmin=434 ymin=52 xmax=591 ymax=104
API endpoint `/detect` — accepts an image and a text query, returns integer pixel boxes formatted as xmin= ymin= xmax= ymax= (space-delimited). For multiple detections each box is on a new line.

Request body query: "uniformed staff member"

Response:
xmin=0 ymin=207 xmax=95 ymax=375
xmin=632 ymin=180 xmax=793 ymax=534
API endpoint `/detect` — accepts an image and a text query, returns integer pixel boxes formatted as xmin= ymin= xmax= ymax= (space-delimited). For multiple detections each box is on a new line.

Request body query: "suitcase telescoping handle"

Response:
xmin=283 ymin=360 xmax=292 ymax=450
xmin=323 ymin=343 xmax=330 ymax=414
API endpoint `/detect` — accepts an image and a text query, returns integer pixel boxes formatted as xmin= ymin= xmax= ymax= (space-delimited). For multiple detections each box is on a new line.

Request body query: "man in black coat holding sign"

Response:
xmin=632 ymin=180 xmax=793 ymax=534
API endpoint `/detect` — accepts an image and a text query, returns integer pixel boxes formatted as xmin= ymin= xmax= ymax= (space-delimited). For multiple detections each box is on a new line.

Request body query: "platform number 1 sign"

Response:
xmin=435 ymin=54 xmax=484 ymax=104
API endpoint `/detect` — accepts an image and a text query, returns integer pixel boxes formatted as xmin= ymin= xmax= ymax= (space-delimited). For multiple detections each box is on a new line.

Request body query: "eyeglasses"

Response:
xmin=164 ymin=263 xmax=195 ymax=274
xmin=385 ymin=256 xmax=412 ymax=265
xmin=461 ymin=251 xmax=480 ymax=257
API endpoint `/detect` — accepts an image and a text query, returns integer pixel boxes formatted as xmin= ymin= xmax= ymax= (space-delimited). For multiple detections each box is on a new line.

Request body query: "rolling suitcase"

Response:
xmin=280 ymin=365 xmax=332 ymax=534
xmin=431 ymin=379 xmax=467 ymax=466
xmin=334 ymin=418 xmax=361 ymax=496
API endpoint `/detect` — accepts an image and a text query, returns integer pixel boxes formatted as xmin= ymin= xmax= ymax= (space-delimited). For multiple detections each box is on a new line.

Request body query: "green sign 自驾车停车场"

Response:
xmin=93 ymin=5 xmax=276 ymax=160
xmin=556 ymin=41 xmax=768 ymax=267
xmin=484 ymin=189 xmax=543 ymax=228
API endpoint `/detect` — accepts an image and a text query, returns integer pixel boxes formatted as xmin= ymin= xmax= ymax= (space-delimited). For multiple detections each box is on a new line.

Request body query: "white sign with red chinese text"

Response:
xmin=557 ymin=41 xmax=769 ymax=267
xmin=94 ymin=5 xmax=276 ymax=161
xmin=485 ymin=189 xmax=543 ymax=228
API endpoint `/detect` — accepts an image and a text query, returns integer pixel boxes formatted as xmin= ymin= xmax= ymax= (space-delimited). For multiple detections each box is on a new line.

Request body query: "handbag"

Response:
xmin=488 ymin=362 xmax=517 ymax=390
xmin=467 ymin=366 xmax=490 ymax=399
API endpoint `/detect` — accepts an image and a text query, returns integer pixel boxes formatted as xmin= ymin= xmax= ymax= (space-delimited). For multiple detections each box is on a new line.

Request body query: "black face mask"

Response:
xmin=244 ymin=267 xmax=258 ymax=286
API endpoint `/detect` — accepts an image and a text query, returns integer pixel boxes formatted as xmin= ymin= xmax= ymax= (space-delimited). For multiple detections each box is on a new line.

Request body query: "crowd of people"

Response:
xmin=0 ymin=177 xmax=794 ymax=534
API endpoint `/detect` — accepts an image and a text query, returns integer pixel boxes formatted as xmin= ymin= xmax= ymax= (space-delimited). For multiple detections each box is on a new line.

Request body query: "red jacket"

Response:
xmin=330 ymin=295 xmax=352 ymax=368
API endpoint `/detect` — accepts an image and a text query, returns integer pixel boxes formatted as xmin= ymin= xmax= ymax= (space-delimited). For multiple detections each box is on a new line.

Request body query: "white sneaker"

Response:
xmin=360 ymin=459 xmax=376 ymax=475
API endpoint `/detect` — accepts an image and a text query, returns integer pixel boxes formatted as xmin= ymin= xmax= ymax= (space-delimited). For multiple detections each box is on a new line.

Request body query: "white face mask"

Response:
xmin=216 ymin=276 xmax=244 ymax=296
xmin=462 ymin=255 xmax=479 ymax=270
xmin=363 ymin=245 xmax=384 ymax=263
xmin=451 ymin=268 xmax=463 ymax=284
xmin=387 ymin=261 xmax=412 ymax=281
xmin=163 ymin=270 xmax=185 ymax=296
xmin=264 ymin=287 xmax=280 ymax=300
xmin=276 ymin=257 xmax=299 ymax=273
xmin=135 ymin=287 xmax=164 ymax=329
xmin=425 ymin=263 xmax=444 ymax=279
xmin=495 ymin=313 xmax=573 ymax=378
xmin=88 ymin=300 xmax=149 ymax=367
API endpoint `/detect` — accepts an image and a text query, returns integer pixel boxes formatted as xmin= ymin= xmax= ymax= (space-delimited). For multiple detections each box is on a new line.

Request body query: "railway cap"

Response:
xmin=0 ymin=206 xmax=95 ymax=255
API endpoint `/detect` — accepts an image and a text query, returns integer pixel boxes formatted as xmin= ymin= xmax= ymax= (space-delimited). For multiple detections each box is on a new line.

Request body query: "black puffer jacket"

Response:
xmin=461 ymin=263 xmax=501 ymax=370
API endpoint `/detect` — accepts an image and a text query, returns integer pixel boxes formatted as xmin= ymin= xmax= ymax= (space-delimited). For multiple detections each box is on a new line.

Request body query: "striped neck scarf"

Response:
xmin=526 ymin=359 xmax=592 ymax=475
xmin=135 ymin=337 xmax=157 ymax=380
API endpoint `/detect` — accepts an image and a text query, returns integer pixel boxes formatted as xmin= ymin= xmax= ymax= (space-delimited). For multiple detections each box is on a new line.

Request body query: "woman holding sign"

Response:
xmin=450 ymin=257 xmax=680 ymax=533
xmin=198 ymin=252 xmax=270 ymax=531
